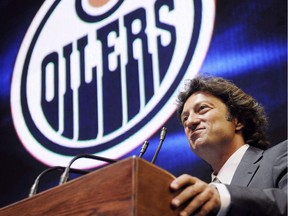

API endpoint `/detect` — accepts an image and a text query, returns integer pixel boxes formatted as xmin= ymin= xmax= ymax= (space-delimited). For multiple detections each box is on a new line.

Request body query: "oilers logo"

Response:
xmin=11 ymin=0 xmax=215 ymax=168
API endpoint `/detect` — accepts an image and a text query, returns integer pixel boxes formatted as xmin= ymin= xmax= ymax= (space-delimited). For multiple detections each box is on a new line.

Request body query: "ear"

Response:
xmin=234 ymin=119 xmax=244 ymax=131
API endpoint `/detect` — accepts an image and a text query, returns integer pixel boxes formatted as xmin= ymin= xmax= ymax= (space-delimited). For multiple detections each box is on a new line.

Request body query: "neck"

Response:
xmin=202 ymin=136 xmax=245 ymax=174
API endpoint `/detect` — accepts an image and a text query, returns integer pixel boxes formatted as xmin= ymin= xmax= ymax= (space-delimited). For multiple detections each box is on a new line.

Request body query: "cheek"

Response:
xmin=212 ymin=120 xmax=236 ymax=138
xmin=209 ymin=116 xmax=234 ymax=133
xmin=184 ymin=126 xmax=189 ymax=134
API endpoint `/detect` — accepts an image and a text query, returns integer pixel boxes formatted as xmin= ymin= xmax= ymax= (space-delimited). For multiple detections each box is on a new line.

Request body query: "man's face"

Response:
xmin=181 ymin=91 xmax=241 ymax=156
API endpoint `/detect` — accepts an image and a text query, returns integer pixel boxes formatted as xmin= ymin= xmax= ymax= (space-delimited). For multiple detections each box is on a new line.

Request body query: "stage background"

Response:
xmin=0 ymin=0 xmax=286 ymax=207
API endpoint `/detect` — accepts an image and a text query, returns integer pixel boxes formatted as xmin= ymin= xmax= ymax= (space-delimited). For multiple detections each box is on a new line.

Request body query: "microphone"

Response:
xmin=29 ymin=166 xmax=89 ymax=197
xmin=138 ymin=140 xmax=149 ymax=158
xmin=59 ymin=154 xmax=118 ymax=185
xmin=151 ymin=127 xmax=167 ymax=164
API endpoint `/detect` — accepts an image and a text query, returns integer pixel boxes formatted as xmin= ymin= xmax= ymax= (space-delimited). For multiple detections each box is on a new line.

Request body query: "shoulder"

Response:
xmin=245 ymin=140 xmax=287 ymax=164
xmin=265 ymin=140 xmax=287 ymax=156
xmin=261 ymin=140 xmax=287 ymax=169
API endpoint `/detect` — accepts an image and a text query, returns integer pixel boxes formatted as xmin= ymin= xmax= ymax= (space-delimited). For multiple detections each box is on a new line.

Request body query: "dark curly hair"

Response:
xmin=176 ymin=75 xmax=270 ymax=149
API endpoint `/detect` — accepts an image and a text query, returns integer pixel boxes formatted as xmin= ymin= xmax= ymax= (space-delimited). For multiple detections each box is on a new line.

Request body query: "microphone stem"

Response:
xmin=29 ymin=166 xmax=89 ymax=197
xmin=151 ymin=139 xmax=164 ymax=164
xmin=151 ymin=127 xmax=167 ymax=164
xmin=139 ymin=141 xmax=149 ymax=158
xmin=59 ymin=154 xmax=118 ymax=185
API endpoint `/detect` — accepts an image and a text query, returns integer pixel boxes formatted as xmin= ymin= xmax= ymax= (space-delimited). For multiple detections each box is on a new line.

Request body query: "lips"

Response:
xmin=190 ymin=127 xmax=204 ymax=140
xmin=192 ymin=127 xmax=205 ymax=134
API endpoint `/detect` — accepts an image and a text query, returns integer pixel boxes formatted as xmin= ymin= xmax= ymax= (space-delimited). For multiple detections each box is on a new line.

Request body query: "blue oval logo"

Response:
xmin=11 ymin=0 xmax=215 ymax=168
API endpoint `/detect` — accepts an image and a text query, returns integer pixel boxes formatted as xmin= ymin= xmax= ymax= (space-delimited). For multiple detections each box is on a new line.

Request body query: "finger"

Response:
xmin=171 ymin=184 xmax=201 ymax=207
xmin=180 ymin=190 xmax=210 ymax=215
xmin=170 ymin=174 xmax=197 ymax=190
xmin=199 ymin=187 xmax=221 ymax=215
xmin=171 ymin=179 xmax=207 ymax=208
xmin=182 ymin=186 xmax=220 ymax=216
xmin=194 ymin=197 xmax=220 ymax=216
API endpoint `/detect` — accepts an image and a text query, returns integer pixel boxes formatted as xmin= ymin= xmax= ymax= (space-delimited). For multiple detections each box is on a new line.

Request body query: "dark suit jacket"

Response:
xmin=225 ymin=140 xmax=287 ymax=216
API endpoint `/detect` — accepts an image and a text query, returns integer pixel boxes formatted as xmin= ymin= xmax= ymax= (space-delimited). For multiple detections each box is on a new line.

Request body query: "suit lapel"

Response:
xmin=231 ymin=146 xmax=264 ymax=187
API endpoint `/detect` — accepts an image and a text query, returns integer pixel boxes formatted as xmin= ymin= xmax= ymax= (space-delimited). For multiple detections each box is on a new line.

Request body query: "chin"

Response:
xmin=191 ymin=138 xmax=212 ymax=153
xmin=192 ymin=136 xmax=205 ymax=145
xmin=190 ymin=139 xmax=204 ymax=151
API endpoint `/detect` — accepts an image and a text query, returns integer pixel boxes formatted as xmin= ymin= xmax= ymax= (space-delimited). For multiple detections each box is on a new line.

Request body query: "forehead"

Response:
xmin=183 ymin=91 xmax=225 ymax=109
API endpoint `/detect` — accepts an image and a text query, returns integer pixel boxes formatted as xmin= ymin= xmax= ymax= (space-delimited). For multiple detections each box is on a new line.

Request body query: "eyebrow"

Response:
xmin=181 ymin=100 xmax=214 ymax=117
xmin=180 ymin=111 xmax=188 ymax=119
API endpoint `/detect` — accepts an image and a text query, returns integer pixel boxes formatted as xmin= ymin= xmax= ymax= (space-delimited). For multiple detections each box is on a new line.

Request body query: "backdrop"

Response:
xmin=0 ymin=0 xmax=286 ymax=207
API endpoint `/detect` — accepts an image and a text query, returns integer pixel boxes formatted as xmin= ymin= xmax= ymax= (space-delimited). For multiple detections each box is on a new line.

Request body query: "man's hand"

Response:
xmin=170 ymin=174 xmax=221 ymax=216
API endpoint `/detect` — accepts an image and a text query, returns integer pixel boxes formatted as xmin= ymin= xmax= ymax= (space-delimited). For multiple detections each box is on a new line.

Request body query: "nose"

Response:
xmin=186 ymin=114 xmax=201 ymax=130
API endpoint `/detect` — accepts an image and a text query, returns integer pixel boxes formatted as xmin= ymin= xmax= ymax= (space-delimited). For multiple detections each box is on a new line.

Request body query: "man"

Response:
xmin=170 ymin=76 xmax=287 ymax=216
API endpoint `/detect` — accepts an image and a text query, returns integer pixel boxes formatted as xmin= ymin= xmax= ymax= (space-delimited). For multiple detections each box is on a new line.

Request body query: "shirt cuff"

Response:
xmin=209 ymin=183 xmax=231 ymax=216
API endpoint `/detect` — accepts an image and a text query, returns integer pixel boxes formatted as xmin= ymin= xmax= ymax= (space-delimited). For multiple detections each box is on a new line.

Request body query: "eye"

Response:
xmin=199 ymin=104 xmax=207 ymax=110
xmin=198 ymin=104 xmax=209 ymax=113
xmin=181 ymin=116 xmax=188 ymax=125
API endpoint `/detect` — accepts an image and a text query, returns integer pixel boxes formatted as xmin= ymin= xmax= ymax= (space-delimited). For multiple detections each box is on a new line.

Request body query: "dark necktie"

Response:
xmin=212 ymin=177 xmax=221 ymax=183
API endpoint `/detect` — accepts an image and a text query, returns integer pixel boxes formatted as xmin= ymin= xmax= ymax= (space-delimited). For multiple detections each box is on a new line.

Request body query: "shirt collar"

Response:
xmin=211 ymin=144 xmax=249 ymax=184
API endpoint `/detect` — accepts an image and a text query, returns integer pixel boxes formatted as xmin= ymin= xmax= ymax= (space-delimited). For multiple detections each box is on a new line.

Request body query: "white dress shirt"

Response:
xmin=210 ymin=144 xmax=250 ymax=216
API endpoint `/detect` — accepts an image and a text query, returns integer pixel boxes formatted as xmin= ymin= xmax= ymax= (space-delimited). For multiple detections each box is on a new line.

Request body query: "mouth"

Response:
xmin=189 ymin=128 xmax=205 ymax=145
xmin=191 ymin=127 xmax=204 ymax=134
xmin=190 ymin=127 xmax=205 ymax=139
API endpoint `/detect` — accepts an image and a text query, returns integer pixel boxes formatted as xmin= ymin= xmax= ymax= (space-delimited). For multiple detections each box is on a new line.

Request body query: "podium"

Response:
xmin=0 ymin=157 xmax=180 ymax=215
